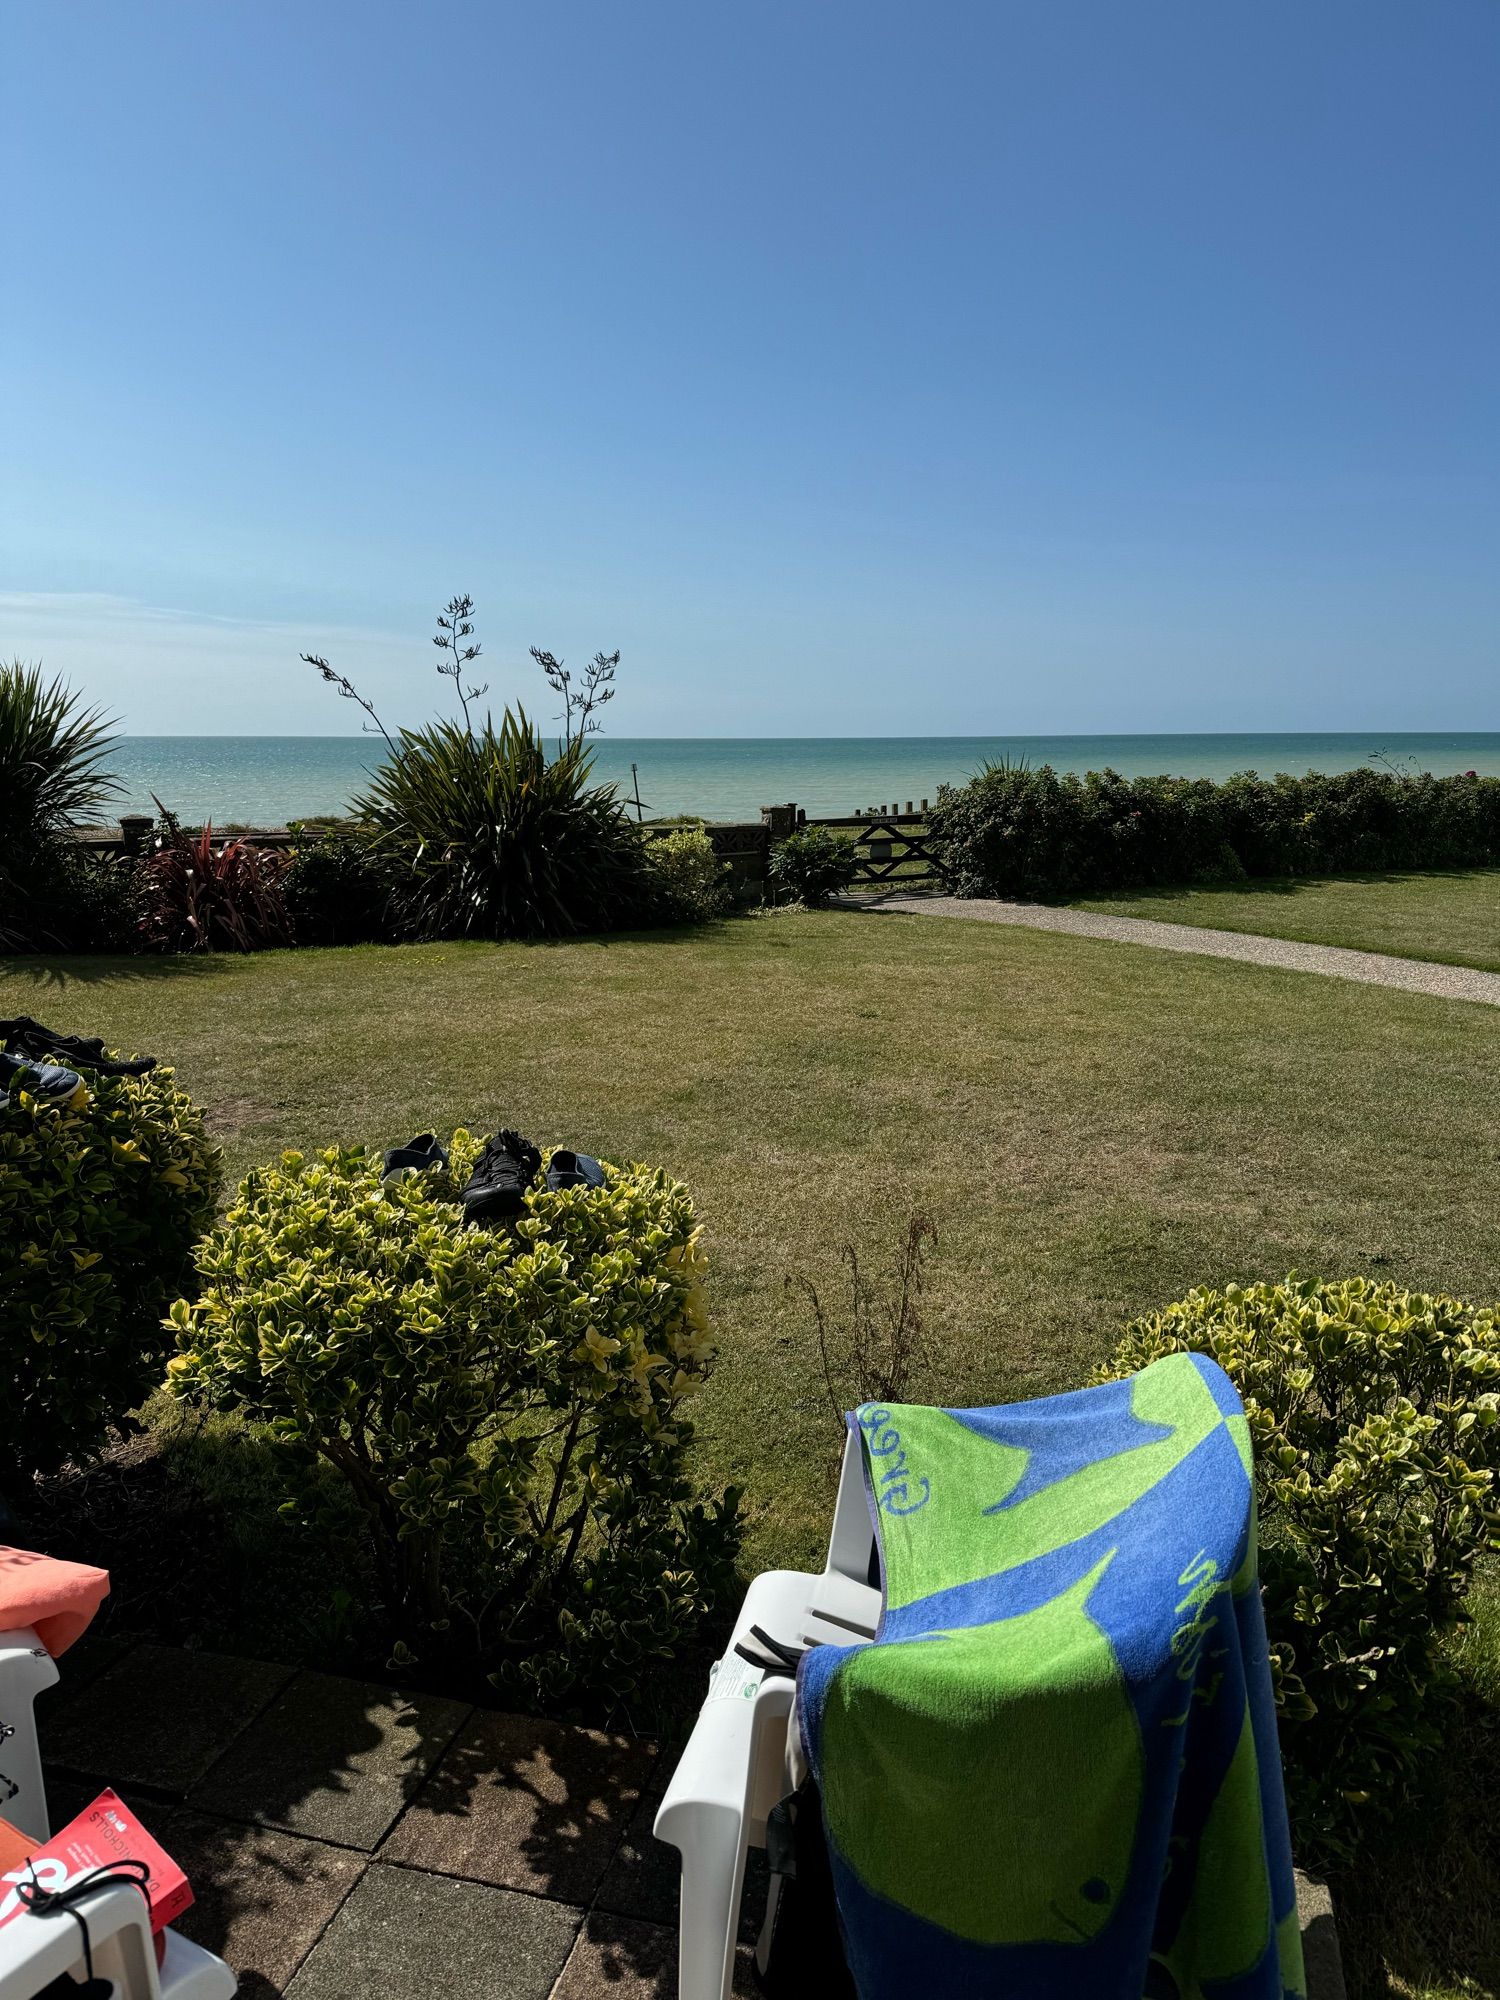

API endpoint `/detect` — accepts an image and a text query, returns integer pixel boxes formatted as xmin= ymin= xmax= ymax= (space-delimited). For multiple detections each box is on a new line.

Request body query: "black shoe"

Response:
xmin=461 ymin=1128 xmax=542 ymax=1225
xmin=0 ymin=1016 xmax=156 ymax=1078
xmin=382 ymin=1132 xmax=449 ymax=1182
xmin=545 ymin=1149 xmax=606 ymax=1191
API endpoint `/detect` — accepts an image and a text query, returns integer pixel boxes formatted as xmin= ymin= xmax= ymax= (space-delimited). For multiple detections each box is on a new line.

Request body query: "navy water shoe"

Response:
xmin=381 ymin=1132 xmax=450 ymax=1182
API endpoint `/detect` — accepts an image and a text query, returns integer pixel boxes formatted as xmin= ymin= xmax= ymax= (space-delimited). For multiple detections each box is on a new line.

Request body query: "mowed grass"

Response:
xmin=7 ymin=910 xmax=1499 ymax=1997
xmin=1074 ymin=867 xmax=1500 ymax=973
xmin=7 ymin=908 xmax=1500 ymax=1561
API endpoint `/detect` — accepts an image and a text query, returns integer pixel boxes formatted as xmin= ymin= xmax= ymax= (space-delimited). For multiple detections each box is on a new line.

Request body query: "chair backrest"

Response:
xmin=824 ymin=1429 xmax=877 ymax=1586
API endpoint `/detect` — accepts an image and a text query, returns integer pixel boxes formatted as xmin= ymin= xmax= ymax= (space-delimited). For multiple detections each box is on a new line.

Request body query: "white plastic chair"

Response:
xmin=655 ymin=1431 xmax=881 ymax=2000
xmin=0 ymin=1630 xmax=58 ymax=1844
xmin=0 ymin=1626 xmax=235 ymax=2000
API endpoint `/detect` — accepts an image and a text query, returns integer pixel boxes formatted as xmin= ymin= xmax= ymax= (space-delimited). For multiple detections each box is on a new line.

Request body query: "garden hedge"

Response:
xmin=1 ymin=1060 xmax=221 ymax=1487
xmin=928 ymin=763 xmax=1500 ymax=902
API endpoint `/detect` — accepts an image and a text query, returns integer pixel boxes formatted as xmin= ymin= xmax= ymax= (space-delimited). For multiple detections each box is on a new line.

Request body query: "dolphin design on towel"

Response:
xmin=796 ymin=1353 xmax=1305 ymax=2000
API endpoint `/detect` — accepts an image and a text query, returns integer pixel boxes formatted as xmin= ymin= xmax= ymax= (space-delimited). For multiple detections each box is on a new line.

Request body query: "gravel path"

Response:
xmin=863 ymin=892 xmax=1500 ymax=1009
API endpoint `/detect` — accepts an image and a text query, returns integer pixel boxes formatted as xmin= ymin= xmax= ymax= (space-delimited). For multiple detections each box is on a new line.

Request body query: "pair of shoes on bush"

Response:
xmin=381 ymin=1128 xmax=604 ymax=1224
xmin=1 ymin=1015 xmax=157 ymax=1078
xmin=0 ymin=1015 xmax=157 ymax=1114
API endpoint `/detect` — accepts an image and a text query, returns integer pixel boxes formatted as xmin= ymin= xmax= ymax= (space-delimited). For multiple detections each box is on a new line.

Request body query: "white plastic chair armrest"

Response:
xmin=157 ymin=1925 xmax=237 ymax=2000
xmin=0 ymin=1881 xmax=160 ymax=2000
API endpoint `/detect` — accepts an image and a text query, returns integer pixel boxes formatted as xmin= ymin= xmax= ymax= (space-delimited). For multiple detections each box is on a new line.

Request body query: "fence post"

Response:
xmin=760 ymin=803 xmax=798 ymax=841
xmin=119 ymin=814 xmax=154 ymax=857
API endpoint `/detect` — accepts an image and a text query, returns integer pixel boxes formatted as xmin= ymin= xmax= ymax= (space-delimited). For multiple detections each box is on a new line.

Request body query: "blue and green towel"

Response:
xmin=796 ymin=1353 xmax=1305 ymax=1999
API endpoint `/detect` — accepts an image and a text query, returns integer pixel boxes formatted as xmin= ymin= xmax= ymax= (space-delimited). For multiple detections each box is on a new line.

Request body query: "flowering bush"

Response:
xmin=1102 ymin=1277 xmax=1500 ymax=1866
xmin=166 ymin=1133 xmax=740 ymax=1707
xmin=1 ymin=1060 xmax=221 ymax=1488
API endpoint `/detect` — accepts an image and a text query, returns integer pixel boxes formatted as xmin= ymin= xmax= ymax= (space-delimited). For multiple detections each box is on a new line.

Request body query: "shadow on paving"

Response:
xmin=34 ymin=1621 xmax=743 ymax=1997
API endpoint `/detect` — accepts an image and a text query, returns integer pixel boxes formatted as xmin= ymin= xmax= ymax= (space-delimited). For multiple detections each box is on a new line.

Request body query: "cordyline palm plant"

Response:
xmin=354 ymin=709 xmax=649 ymax=939
xmin=137 ymin=806 xmax=293 ymax=953
xmin=0 ymin=663 xmax=122 ymax=948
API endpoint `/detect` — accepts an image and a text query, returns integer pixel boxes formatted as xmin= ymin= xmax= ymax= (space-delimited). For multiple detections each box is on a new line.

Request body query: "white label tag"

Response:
xmin=705 ymin=1651 xmax=764 ymax=1706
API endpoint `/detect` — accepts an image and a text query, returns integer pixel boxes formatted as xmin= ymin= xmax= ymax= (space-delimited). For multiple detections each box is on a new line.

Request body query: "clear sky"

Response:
xmin=3 ymin=2 xmax=1497 ymax=736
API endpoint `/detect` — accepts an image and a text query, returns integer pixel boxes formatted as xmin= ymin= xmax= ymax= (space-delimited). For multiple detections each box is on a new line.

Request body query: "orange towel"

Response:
xmin=0 ymin=1547 xmax=110 ymax=1657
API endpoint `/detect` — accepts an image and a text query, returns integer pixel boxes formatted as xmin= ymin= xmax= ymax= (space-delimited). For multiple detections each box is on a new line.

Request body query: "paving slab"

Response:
xmin=591 ymin=1768 xmax=677 ymax=1928
xmin=190 ymin=1672 xmax=470 ymax=1851
xmin=43 ymin=1644 xmax=294 ymax=1794
xmin=34 ymin=1634 xmax=140 ymax=1711
xmin=383 ymin=1708 xmax=655 ymax=1905
xmin=166 ymin=1811 xmax=367 ymax=2000
xmin=595 ymin=1766 xmax=768 ymax=1943
xmin=551 ymin=1910 xmax=758 ymax=1999
xmin=286 ymin=1862 xmax=580 ymax=2000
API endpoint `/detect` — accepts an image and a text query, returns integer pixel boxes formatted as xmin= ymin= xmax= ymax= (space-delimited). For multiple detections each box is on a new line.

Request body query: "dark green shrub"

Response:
xmin=643 ymin=826 xmax=733 ymax=924
xmin=353 ymin=710 xmax=653 ymax=940
xmin=927 ymin=762 xmax=1500 ymax=901
xmin=137 ymin=810 xmax=293 ymax=953
xmin=0 ymin=664 xmax=123 ymax=951
xmin=283 ymin=824 xmax=399 ymax=946
xmin=769 ymin=826 xmax=859 ymax=907
xmin=167 ymin=1133 xmax=742 ymax=1710
xmin=1102 ymin=1277 xmax=1500 ymax=1867
xmin=60 ymin=849 xmax=142 ymax=952
xmin=19 ymin=844 xmax=142 ymax=954
xmin=0 ymin=1059 xmax=221 ymax=1489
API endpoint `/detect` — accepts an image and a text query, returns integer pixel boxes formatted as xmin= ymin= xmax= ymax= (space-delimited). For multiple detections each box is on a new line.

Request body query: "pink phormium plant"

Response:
xmin=137 ymin=806 xmax=293 ymax=953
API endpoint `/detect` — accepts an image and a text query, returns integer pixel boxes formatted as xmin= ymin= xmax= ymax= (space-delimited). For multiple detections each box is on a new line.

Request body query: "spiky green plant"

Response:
xmin=353 ymin=707 xmax=651 ymax=939
xmin=0 ymin=664 xmax=123 ymax=949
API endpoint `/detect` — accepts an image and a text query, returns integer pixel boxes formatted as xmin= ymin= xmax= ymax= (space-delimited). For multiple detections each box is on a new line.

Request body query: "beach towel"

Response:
xmin=796 ymin=1353 xmax=1304 ymax=2000
xmin=0 ymin=1548 xmax=110 ymax=1657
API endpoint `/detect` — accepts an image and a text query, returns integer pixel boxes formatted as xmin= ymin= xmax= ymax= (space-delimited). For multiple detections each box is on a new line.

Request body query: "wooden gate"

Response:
xmin=808 ymin=813 xmax=949 ymax=890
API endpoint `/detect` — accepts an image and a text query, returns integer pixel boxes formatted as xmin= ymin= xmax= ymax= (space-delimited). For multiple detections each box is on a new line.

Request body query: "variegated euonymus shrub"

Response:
xmin=167 ymin=1132 xmax=741 ymax=1708
xmin=1104 ymin=1277 xmax=1500 ymax=1866
xmin=1 ymin=1062 xmax=220 ymax=1488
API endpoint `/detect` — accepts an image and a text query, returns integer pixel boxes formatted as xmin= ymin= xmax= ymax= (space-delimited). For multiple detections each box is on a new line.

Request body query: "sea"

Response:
xmin=102 ymin=733 xmax=1500 ymax=828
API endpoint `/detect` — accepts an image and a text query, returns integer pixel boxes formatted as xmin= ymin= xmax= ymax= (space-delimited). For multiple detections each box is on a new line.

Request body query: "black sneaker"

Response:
xmin=0 ymin=1017 xmax=156 ymax=1078
xmin=382 ymin=1132 xmax=449 ymax=1182
xmin=0 ymin=1050 xmax=88 ymax=1113
xmin=545 ymin=1149 xmax=606 ymax=1191
xmin=461 ymin=1128 xmax=542 ymax=1225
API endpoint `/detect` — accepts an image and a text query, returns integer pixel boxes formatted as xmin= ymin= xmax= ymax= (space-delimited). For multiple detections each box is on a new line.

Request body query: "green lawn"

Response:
xmin=1074 ymin=867 xmax=1500 ymax=973
xmin=6 ymin=910 xmax=1499 ymax=1997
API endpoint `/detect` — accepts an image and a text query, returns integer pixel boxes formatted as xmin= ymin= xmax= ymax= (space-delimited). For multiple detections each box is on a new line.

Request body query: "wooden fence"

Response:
xmin=79 ymin=798 xmax=949 ymax=894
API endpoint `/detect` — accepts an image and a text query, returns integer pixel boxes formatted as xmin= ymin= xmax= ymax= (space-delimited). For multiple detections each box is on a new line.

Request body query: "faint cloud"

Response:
xmin=0 ymin=591 xmax=423 ymax=733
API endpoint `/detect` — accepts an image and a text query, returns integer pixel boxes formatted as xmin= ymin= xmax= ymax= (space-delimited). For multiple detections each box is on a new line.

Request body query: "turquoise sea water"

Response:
xmin=104 ymin=733 xmax=1500 ymax=828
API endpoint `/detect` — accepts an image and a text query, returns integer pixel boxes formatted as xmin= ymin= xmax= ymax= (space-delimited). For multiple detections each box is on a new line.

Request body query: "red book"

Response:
xmin=0 ymin=1789 xmax=192 ymax=1936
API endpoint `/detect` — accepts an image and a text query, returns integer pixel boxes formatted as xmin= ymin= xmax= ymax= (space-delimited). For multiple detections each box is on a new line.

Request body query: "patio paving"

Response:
xmin=187 ymin=1671 xmax=471 ymax=1849
xmin=37 ymin=1637 xmax=1342 ymax=1997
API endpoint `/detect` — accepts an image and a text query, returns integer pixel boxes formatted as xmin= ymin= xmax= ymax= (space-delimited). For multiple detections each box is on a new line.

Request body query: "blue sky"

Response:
xmin=3 ymin=1 xmax=1496 ymax=735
